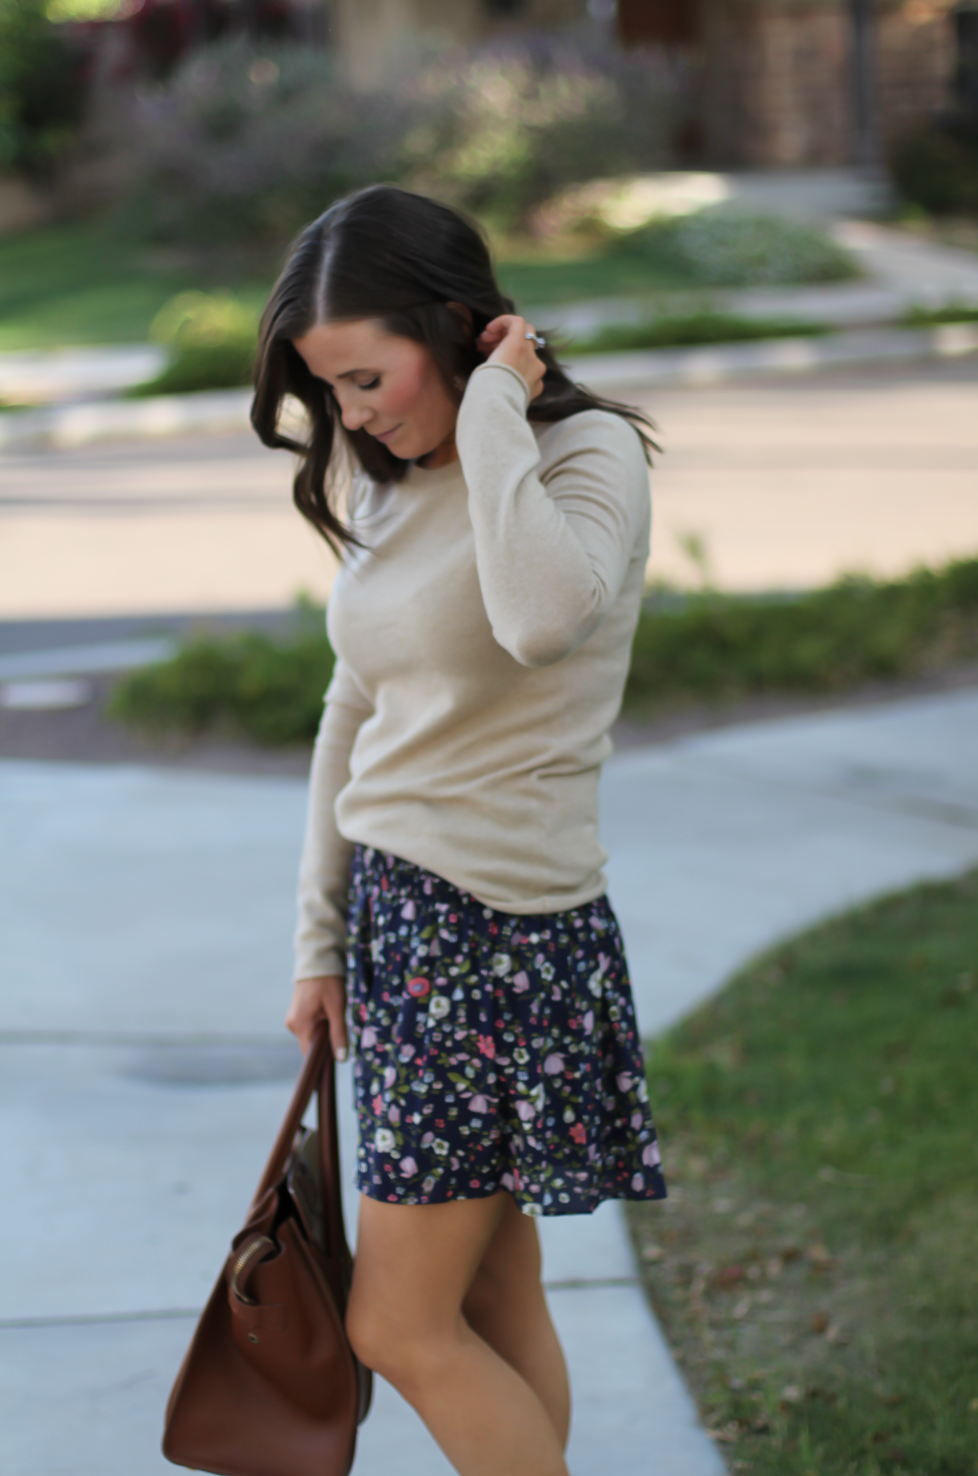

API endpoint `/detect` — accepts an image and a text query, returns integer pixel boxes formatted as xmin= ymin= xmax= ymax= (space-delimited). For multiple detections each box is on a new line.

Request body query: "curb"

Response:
xmin=0 ymin=388 xmax=253 ymax=452
xmin=2 ymin=324 xmax=977 ymax=451
xmin=567 ymin=322 xmax=978 ymax=392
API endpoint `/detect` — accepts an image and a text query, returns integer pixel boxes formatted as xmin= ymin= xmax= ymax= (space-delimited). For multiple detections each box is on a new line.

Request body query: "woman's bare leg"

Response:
xmin=462 ymin=1192 xmax=570 ymax=1447
xmin=347 ymin=1192 xmax=570 ymax=1476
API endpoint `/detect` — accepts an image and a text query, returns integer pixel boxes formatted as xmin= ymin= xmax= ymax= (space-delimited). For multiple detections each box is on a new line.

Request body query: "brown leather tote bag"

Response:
xmin=162 ymin=1023 xmax=372 ymax=1476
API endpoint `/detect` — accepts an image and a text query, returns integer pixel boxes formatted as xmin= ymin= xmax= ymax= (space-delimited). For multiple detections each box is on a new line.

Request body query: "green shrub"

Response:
xmin=624 ymin=559 xmax=978 ymax=711
xmin=573 ymin=312 xmax=825 ymax=355
xmin=628 ymin=206 xmax=858 ymax=288
xmin=109 ymin=558 xmax=978 ymax=748
xmin=109 ymin=627 xmax=335 ymax=746
xmin=128 ymin=290 xmax=257 ymax=396
xmin=0 ymin=0 xmax=85 ymax=174
xmin=892 ymin=125 xmax=978 ymax=217
xmin=902 ymin=301 xmax=978 ymax=327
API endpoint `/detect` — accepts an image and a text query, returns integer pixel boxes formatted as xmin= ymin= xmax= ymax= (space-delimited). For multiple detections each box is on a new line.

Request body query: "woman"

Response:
xmin=252 ymin=185 xmax=666 ymax=1476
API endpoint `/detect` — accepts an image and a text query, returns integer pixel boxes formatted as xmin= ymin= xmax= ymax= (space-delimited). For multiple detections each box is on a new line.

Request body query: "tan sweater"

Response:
xmin=295 ymin=362 xmax=652 ymax=980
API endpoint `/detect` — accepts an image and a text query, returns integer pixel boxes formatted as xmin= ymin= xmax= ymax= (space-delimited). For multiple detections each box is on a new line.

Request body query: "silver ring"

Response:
xmin=525 ymin=331 xmax=545 ymax=347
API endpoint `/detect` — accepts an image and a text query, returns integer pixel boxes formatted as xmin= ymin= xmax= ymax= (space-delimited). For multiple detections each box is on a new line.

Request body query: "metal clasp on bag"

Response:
xmin=229 ymin=1234 xmax=274 ymax=1306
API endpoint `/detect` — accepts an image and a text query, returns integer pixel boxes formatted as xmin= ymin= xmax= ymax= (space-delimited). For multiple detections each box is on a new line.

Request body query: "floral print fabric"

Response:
xmin=346 ymin=846 xmax=666 ymax=1217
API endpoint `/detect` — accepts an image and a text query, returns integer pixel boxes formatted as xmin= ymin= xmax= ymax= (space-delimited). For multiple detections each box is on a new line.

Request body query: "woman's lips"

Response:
xmin=373 ymin=424 xmax=402 ymax=443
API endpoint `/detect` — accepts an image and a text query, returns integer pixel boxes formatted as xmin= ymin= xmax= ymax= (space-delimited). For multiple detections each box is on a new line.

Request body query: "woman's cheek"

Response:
xmin=383 ymin=360 xmax=427 ymax=418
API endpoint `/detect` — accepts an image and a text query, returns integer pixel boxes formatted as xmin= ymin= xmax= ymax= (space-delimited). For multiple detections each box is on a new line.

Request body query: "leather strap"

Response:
xmin=249 ymin=1022 xmax=334 ymax=1212
xmin=316 ymin=1040 xmax=346 ymax=1266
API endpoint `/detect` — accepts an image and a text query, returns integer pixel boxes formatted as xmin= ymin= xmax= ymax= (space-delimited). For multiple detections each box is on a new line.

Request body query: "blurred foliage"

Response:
xmin=127 ymin=289 xmax=258 ymax=395
xmin=901 ymin=302 xmax=978 ymax=326
xmin=626 ymin=557 xmax=978 ymax=713
xmin=110 ymin=559 xmax=978 ymax=748
xmin=892 ymin=124 xmax=978 ymax=217
xmin=128 ymin=33 xmax=681 ymax=248
xmin=0 ymin=218 xmax=272 ymax=350
xmin=629 ymin=871 xmax=978 ymax=1475
xmin=572 ymin=312 xmax=825 ymax=354
xmin=0 ymin=0 xmax=85 ymax=173
xmin=624 ymin=205 xmax=859 ymax=288
xmin=109 ymin=619 xmax=335 ymax=747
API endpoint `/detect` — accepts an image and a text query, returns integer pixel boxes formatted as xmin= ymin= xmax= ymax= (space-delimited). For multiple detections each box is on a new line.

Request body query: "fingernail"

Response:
xmin=335 ymin=1046 xmax=348 ymax=1062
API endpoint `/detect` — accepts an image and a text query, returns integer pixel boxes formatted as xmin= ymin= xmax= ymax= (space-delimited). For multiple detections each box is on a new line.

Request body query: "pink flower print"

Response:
xmin=569 ymin=1122 xmax=587 ymax=1145
xmin=401 ymin=900 xmax=416 ymax=920
xmin=407 ymin=976 xmax=430 ymax=998
xmin=616 ymin=1072 xmax=633 ymax=1093
xmin=398 ymin=1043 xmax=415 ymax=1062
xmin=632 ymin=1173 xmax=645 ymax=1193
xmin=469 ymin=1095 xmax=489 ymax=1113
xmin=399 ymin=1157 xmax=418 ymax=1176
xmin=422 ymin=1176 xmax=435 ymax=1193
xmin=631 ymin=1111 xmax=644 ymax=1130
xmin=477 ymin=1035 xmax=495 ymax=1059
xmin=384 ymin=1066 xmax=397 ymax=1088
xmin=515 ymin=1099 xmax=536 ymax=1123
xmin=500 ymin=1171 xmax=515 ymax=1192
xmin=388 ymin=1105 xmax=401 ymax=1125
xmin=512 ymin=971 xmax=530 ymax=993
xmin=360 ymin=1027 xmax=377 ymax=1049
xmin=371 ymin=1095 xmax=383 ymax=1115
xmin=642 ymin=1142 xmax=662 ymax=1167
xmin=428 ymin=936 xmax=441 ymax=956
xmin=421 ymin=1132 xmax=434 ymax=1147
xmin=583 ymin=1010 xmax=594 ymax=1033
xmin=543 ymin=1053 xmax=564 ymax=1075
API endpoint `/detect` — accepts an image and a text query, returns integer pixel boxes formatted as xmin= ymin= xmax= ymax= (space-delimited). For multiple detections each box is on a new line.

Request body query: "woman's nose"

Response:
xmin=340 ymin=401 xmax=372 ymax=433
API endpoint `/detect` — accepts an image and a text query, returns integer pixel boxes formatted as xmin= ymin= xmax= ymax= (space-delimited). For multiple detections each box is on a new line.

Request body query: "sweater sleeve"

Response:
xmin=455 ymin=361 xmax=650 ymax=668
xmin=294 ymin=659 xmax=373 ymax=981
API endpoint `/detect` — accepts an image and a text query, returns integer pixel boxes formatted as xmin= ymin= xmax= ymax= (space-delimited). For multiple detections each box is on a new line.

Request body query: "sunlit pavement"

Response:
xmin=3 ymin=689 xmax=978 ymax=1475
xmin=2 ymin=359 xmax=978 ymax=619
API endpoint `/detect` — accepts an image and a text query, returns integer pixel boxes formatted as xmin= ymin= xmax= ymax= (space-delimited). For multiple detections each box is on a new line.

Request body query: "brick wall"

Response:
xmin=696 ymin=0 xmax=957 ymax=167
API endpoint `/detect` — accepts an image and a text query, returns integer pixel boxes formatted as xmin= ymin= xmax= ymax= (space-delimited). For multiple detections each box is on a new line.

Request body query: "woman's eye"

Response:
xmin=358 ymin=377 xmax=380 ymax=391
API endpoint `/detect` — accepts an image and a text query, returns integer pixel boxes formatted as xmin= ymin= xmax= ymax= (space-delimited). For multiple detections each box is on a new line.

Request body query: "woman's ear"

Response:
xmin=446 ymin=301 xmax=474 ymax=337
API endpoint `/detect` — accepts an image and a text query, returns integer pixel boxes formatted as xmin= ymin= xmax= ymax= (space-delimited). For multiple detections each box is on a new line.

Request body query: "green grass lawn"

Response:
xmin=0 ymin=218 xmax=706 ymax=350
xmin=496 ymin=240 xmax=701 ymax=307
xmin=628 ymin=871 xmax=978 ymax=1476
xmin=0 ymin=219 xmax=268 ymax=350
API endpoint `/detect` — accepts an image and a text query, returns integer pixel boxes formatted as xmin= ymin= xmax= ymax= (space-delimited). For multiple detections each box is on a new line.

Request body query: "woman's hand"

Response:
xmin=286 ymin=974 xmax=348 ymax=1060
xmin=476 ymin=314 xmax=546 ymax=401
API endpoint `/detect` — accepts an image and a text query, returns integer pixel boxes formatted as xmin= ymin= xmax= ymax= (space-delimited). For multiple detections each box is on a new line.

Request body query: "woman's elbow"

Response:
xmin=496 ymin=615 xmax=597 ymax=668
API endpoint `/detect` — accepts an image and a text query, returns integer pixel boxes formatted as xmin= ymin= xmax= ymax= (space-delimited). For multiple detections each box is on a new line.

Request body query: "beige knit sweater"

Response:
xmin=294 ymin=362 xmax=652 ymax=981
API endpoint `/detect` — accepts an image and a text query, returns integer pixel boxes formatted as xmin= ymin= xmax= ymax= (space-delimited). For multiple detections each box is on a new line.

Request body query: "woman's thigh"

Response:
xmin=347 ymin=1191 xmax=510 ymax=1359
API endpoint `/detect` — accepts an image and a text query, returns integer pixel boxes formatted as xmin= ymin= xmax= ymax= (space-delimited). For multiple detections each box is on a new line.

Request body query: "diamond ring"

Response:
xmin=525 ymin=331 xmax=546 ymax=347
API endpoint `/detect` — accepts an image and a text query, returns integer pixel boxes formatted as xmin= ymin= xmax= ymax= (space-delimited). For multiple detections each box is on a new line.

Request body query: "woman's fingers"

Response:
xmin=476 ymin=313 xmax=546 ymax=401
xmin=286 ymin=975 xmax=347 ymax=1058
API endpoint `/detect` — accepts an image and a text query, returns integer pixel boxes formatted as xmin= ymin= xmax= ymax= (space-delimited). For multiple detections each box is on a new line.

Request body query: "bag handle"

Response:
xmin=316 ymin=1034 xmax=349 ymax=1268
xmin=249 ymin=1022 xmax=334 ymax=1212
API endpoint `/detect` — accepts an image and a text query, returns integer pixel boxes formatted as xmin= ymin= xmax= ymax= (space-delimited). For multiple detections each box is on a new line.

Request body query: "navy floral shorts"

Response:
xmin=346 ymin=846 xmax=667 ymax=1217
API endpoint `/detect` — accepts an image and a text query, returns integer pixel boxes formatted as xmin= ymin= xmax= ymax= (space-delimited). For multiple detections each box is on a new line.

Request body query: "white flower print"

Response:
xmin=491 ymin=953 xmax=512 ymax=977
xmin=375 ymin=1128 xmax=396 ymax=1152
xmin=429 ymin=996 xmax=450 ymax=1019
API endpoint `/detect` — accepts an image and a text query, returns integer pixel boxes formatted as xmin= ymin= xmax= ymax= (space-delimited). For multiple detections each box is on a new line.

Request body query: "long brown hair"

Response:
xmin=251 ymin=184 xmax=657 ymax=553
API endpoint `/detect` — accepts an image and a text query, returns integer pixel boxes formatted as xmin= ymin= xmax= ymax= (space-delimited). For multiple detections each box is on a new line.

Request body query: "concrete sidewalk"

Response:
xmin=2 ymin=689 xmax=978 ymax=1475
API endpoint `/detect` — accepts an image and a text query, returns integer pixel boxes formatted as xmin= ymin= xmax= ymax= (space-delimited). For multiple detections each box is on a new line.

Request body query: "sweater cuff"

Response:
xmin=294 ymin=947 xmax=347 ymax=983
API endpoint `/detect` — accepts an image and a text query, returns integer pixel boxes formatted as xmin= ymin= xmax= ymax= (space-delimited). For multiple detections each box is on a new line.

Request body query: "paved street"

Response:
xmin=1 ymin=359 xmax=976 ymax=618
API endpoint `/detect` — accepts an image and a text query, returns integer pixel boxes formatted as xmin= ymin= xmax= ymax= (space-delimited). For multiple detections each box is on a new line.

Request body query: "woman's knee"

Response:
xmin=345 ymin=1295 xmax=449 ymax=1392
